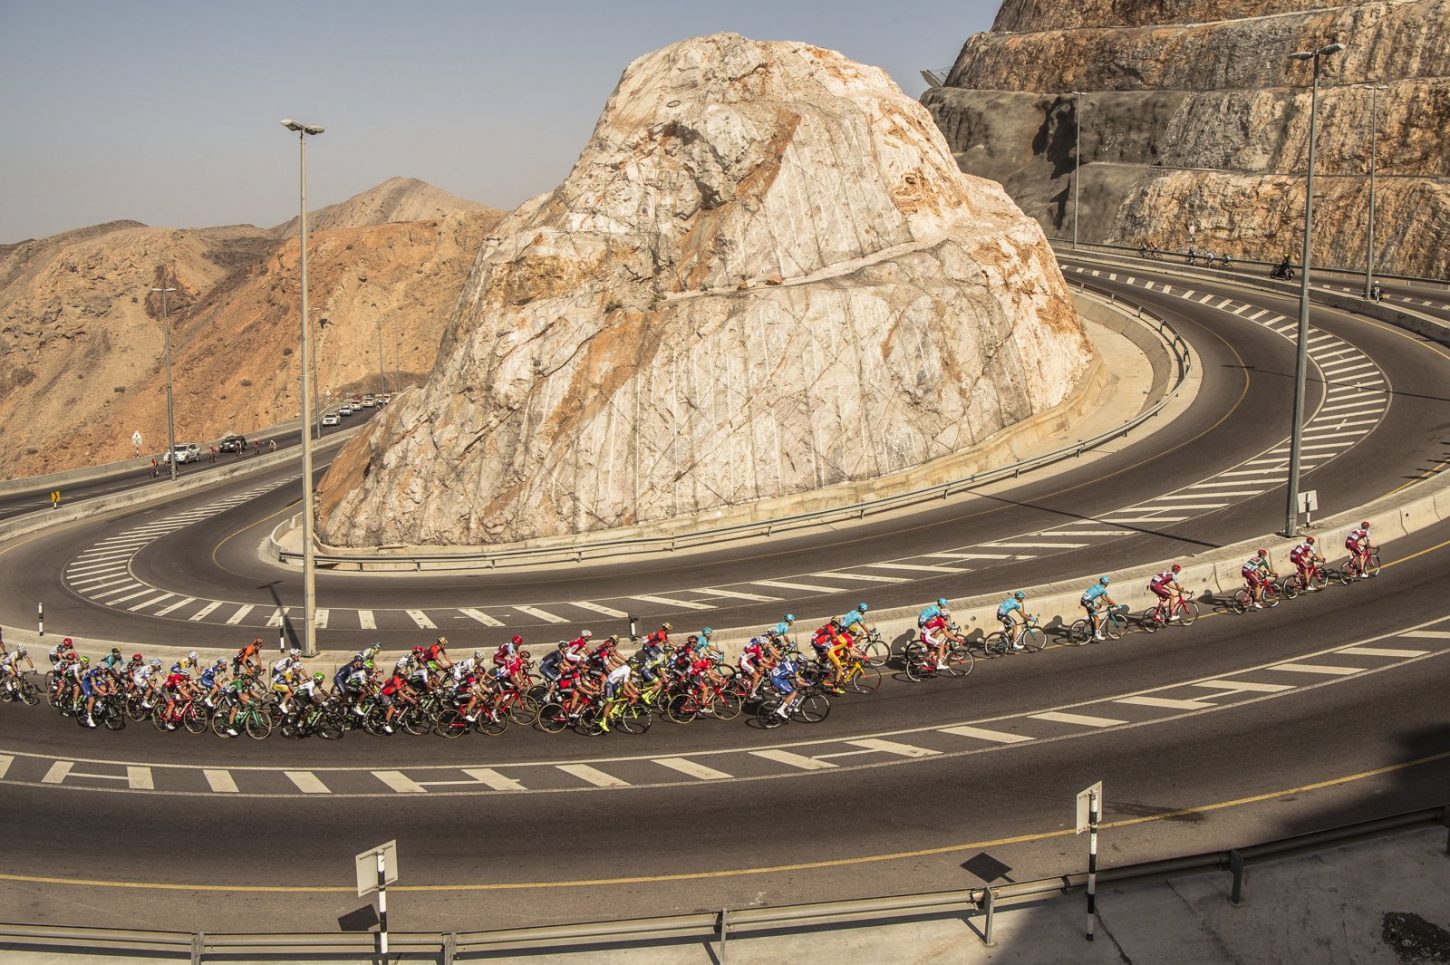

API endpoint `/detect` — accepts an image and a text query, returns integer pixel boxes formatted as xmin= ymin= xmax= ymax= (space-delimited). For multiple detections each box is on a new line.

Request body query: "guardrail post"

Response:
xmin=1228 ymin=850 xmax=1246 ymax=905
xmin=717 ymin=907 xmax=729 ymax=963
xmin=443 ymin=931 xmax=457 ymax=965
xmin=981 ymin=887 xmax=996 ymax=946
xmin=191 ymin=931 xmax=204 ymax=964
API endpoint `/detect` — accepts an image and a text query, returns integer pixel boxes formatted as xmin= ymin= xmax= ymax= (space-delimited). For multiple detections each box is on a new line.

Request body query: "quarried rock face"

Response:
xmin=924 ymin=0 xmax=1450 ymax=278
xmin=317 ymin=33 xmax=1091 ymax=548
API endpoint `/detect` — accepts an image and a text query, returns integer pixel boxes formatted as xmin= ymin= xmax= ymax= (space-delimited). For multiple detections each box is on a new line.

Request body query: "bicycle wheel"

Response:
xmin=506 ymin=694 xmax=539 ymax=726
xmin=535 ymin=701 xmax=569 ymax=734
xmin=102 ymin=701 xmax=126 ymax=731
xmin=1104 ymin=611 xmax=1128 ymax=640
xmin=902 ymin=642 xmax=928 ymax=682
xmin=317 ymin=712 xmax=344 ymax=741
xmin=1177 ymin=600 xmax=1199 ymax=626
xmin=400 ymin=705 xmax=432 ymax=737
xmin=712 ymin=689 xmax=744 ymax=721
xmin=244 ymin=712 xmax=272 ymax=741
xmin=757 ymin=695 xmax=785 ymax=729
xmin=666 ymin=693 xmax=699 ymax=724
xmin=1310 ymin=569 xmax=1329 ymax=591
xmin=125 ymin=694 xmax=150 ymax=722
xmin=1282 ymin=576 xmax=1301 ymax=600
xmin=1067 ymin=619 xmax=1092 ymax=644
xmin=1262 ymin=583 xmax=1281 ymax=608
xmin=19 ymin=676 xmax=42 ymax=707
xmin=982 ymin=632 xmax=1008 ymax=655
xmin=436 ymin=708 xmax=470 ymax=738
xmin=211 ymin=712 xmax=234 ymax=738
xmin=1019 ymin=626 xmax=1046 ymax=652
xmin=847 ymin=663 xmax=882 ymax=694
xmin=861 ymin=636 xmax=891 ymax=668
xmin=1334 ymin=563 xmax=1355 ymax=586
xmin=619 ymin=702 xmax=651 ymax=735
xmin=793 ymin=692 xmax=831 ymax=724
xmin=1139 ymin=607 xmax=1162 ymax=634
xmin=478 ymin=712 xmax=509 ymax=737
xmin=944 ymin=644 xmax=975 ymax=678
xmin=1364 ymin=553 xmax=1382 ymax=578
xmin=1230 ymin=589 xmax=1250 ymax=615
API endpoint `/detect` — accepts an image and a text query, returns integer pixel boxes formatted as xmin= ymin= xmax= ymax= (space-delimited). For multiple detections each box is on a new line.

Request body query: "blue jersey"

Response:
xmin=770 ymin=659 xmax=799 ymax=684
xmin=767 ymin=621 xmax=793 ymax=638
xmin=837 ymin=611 xmax=866 ymax=631
xmin=200 ymin=668 xmax=219 ymax=688
xmin=918 ymin=604 xmax=942 ymax=624
xmin=1081 ymin=584 xmax=1108 ymax=607
xmin=997 ymin=597 xmax=1022 ymax=619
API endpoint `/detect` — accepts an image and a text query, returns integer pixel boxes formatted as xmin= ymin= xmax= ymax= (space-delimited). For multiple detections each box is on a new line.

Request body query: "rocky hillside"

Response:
xmin=270 ymin=176 xmax=489 ymax=237
xmin=923 ymin=0 xmax=1450 ymax=278
xmin=0 ymin=181 xmax=504 ymax=479
xmin=317 ymin=33 xmax=1091 ymax=549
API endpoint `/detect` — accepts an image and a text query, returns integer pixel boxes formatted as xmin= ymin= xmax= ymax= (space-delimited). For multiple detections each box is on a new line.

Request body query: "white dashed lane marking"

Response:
xmin=556 ymin=764 xmax=630 ymax=788
xmin=751 ymin=749 xmax=836 ymax=771
xmin=1030 ymin=711 xmax=1127 ymax=728
xmin=513 ymin=605 xmax=569 ymax=623
xmin=653 ymin=757 xmax=732 ymax=781
xmin=284 ymin=771 xmax=330 ymax=794
xmin=458 ymin=608 xmax=501 ymax=627
xmin=204 ymin=769 xmax=238 ymax=793
xmin=938 ymin=725 xmax=1034 ymax=744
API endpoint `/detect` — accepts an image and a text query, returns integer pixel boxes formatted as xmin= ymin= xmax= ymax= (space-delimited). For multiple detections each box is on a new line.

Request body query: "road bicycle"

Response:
xmin=667 ymin=678 xmax=743 ymax=724
xmin=1 ymin=671 xmax=42 ymax=706
xmin=280 ymin=700 xmax=344 ymax=740
xmin=857 ymin=627 xmax=892 ymax=668
xmin=1067 ymin=604 xmax=1129 ymax=644
xmin=756 ymin=686 xmax=831 ymax=729
xmin=902 ymin=639 xmax=975 ymax=680
xmin=577 ymin=689 xmax=651 ymax=736
xmin=1336 ymin=549 xmax=1381 ymax=583
xmin=152 ymin=696 xmax=209 ymax=734
xmin=1229 ymin=581 xmax=1282 ymax=614
xmin=1139 ymin=594 xmax=1200 ymax=633
xmin=983 ymin=615 xmax=1046 ymax=655
xmin=1281 ymin=563 xmax=1329 ymax=599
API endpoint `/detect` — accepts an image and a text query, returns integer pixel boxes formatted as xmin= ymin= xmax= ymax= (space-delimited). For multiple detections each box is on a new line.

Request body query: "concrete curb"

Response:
xmin=0 ymin=427 xmax=362 ymax=547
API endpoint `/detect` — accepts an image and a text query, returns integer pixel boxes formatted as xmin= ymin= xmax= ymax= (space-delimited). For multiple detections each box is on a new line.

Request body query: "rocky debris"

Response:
xmin=924 ymin=0 xmax=1450 ymax=278
xmin=0 ymin=180 xmax=502 ymax=480
xmin=317 ymin=33 xmax=1090 ymax=549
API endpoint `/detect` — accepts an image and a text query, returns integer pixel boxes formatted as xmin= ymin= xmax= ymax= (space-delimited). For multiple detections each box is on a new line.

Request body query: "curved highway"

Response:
xmin=0 ymin=266 xmax=1446 ymax=935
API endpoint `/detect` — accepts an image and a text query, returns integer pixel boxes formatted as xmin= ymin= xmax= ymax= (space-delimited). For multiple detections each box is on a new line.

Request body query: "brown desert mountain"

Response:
xmin=0 ymin=179 xmax=503 ymax=480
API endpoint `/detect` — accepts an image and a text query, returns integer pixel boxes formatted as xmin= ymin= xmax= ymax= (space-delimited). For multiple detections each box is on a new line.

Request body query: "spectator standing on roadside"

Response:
xmin=150 ymin=458 xmax=159 ymax=478
xmin=268 ymin=439 xmax=277 ymax=454
xmin=253 ymin=440 xmax=261 ymax=457
xmin=209 ymin=445 xmax=217 ymax=463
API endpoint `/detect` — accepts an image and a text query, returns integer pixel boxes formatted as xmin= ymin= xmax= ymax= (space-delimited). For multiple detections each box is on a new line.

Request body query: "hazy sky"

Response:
xmin=0 ymin=0 xmax=999 ymax=242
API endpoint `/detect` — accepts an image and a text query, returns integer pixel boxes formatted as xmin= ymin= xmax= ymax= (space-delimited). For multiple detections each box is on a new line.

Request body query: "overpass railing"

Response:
xmin=1 ymin=804 xmax=1443 ymax=962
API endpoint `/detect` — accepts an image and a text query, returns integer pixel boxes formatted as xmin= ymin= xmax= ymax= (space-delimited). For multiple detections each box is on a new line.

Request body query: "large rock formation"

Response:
xmin=923 ymin=0 xmax=1450 ymax=278
xmin=0 ymin=180 xmax=503 ymax=479
xmin=317 ymin=33 xmax=1091 ymax=548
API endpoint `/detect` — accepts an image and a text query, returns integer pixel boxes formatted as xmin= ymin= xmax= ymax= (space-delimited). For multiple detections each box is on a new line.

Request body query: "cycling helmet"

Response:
xmin=111 ymin=647 xmax=121 ymax=655
xmin=15 ymin=646 xmax=25 ymax=657
xmin=937 ymin=597 xmax=948 ymax=608
xmin=288 ymin=648 xmax=300 ymax=659
xmin=214 ymin=657 xmax=226 ymax=668
xmin=313 ymin=672 xmax=324 ymax=682
xmin=581 ymin=629 xmax=593 ymax=639
xmin=80 ymin=656 xmax=91 ymax=665
xmin=557 ymin=640 xmax=568 ymax=649
xmin=1171 ymin=564 xmax=1182 ymax=572
xmin=63 ymin=637 xmax=73 ymax=646
xmin=474 ymin=649 xmax=485 ymax=661
xmin=436 ymin=636 xmax=448 ymax=646
xmin=363 ymin=659 xmax=375 ymax=669
xmin=1361 ymin=521 xmax=1371 ymax=529
xmin=1305 ymin=536 xmax=1316 ymax=544
xmin=857 ymin=603 xmax=869 ymax=613
xmin=511 ymin=635 xmax=523 ymax=646
xmin=783 ymin=613 xmax=795 ymax=623
xmin=701 ymin=626 xmax=713 ymax=637
xmin=1099 ymin=576 xmax=1110 ymax=585
xmin=660 ymin=622 xmax=673 ymax=631
xmin=1257 ymin=548 xmax=1268 ymax=558
xmin=132 ymin=653 xmax=143 ymax=662
xmin=1014 ymin=591 xmax=1025 ymax=601
xmin=150 ymin=658 xmax=162 ymax=668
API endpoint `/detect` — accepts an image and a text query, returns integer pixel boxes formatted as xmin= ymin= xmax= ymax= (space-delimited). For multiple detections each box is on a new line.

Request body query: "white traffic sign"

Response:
xmin=1076 ymin=781 xmax=1103 ymax=834
xmin=1298 ymin=490 xmax=1319 ymax=513
xmin=131 ymin=431 xmax=143 ymax=455
xmin=355 ymin=840 xmax=398 ymax=897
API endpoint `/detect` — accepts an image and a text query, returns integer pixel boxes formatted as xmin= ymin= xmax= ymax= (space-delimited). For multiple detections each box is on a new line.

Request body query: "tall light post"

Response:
xmin=1364 ymin=83 xmax=1388 ymax=299
xmin=1072 ymin=91 xmax=1083 ymax=250
xmin=1284 ymin=42 xmax=1344 ymax=537
xmin=312 ymin=310 xmax=329 ymax=440
xmin=283 ymin=117 xmax=324 ymax=657
xmin=151 ymin=284 xmax=178 ymax=482
xmin=376 ymin=317 xmax=386 ymax=395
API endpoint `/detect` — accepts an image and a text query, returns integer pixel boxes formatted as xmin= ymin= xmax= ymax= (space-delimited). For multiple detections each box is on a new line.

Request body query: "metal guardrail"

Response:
xmin=2 ymin=804 xmax=1444 ymax=962
xmin=274 ymin=288 xmax=1192 ymax=571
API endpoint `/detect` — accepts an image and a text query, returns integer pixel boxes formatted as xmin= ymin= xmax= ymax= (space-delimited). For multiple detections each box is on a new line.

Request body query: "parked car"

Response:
xmin=163 ymin=443 xmax=201 ymax=464
xmin=321 ymin=413 xmax=340 ymax=426
xmin=218 ymin=434 xmax=247 ymax=453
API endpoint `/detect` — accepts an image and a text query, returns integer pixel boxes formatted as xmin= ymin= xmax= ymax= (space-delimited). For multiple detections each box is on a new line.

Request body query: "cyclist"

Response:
xmin=99 ymin=647 xmax=126 ymax=675
xmin=221 ymin=673 xmax=257 ymax=737
xmin=1289 ymin=536 xmax=1323 ymax=591
xmin=199 ymin=658 xmax=229 ymax=708
xmin=634 ymin=633 xmax=667 ymax=689
xmin=767 ymin=653 xmax=808 ymax=722
xmin=133 ymin=658 xmax=162 ymax=710
xmin=338 ymin=657 xmax=371 ymax=717
xmin=294 ymin=671 xmax=328 ymax=711
xmin=810 ymin=619 xmax=852 ymax=691
xmin=423 ymin=636 xmax=453 ymax=672
xmin=539 ymin=642 xmax=567 ymax=684
xmin=271 ymin=650 xmax=300 ymax=714
xmin=234 ymin=637 xmax=263 ymax=675
xmin=920 ymin=613 xmax=952 ymax=671
xmin=0 ymin=646 xmax=34 ymax=698
xmin=837 ymin=603 xmax=870 ymax=642
xmin=764 ymin=614 xmax=796 ymax=648
xmin=80 ymin=657 xmax=115 ymax=728
xmin=1346 ymin=521 xmax=1374 ymax=578
xmin=997 ymin=591 xmax=1028 ymax=649
xmin=159 ymin=660 xmax=193 ymax=731
xmin=642 ymin=622 xmax=672 ymax=648
xmin=379 ymin=666 xmax=415 ymax=734
xmin=49 ymin=637 xmax=76 ymax=670
xmin=738 ymin=637 xmax=770 ymax=696
xmin=1081 ymin=576 xmax=1116 ymax=640
xmin=918 ymin=598 xmax=950 ymax=629
xmin=1148 ymin=564 xmax=1185 ymax=620
xmin=1241 ymin=549 xmax=1276 ymax=608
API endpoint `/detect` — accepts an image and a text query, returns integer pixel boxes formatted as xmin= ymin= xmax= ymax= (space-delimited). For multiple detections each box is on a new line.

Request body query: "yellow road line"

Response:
xmin=3 ymin=748 xmax=1446 ymax=894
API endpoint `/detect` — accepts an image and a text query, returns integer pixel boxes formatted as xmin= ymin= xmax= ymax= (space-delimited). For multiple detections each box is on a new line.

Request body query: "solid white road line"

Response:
xmin=981 ymin=542 xmax=1089 ymax=550
xmin=1031 ymin=711 xmax=1127 ymax=728
xmin=557 ymin=764 xmax=629 ymax=788
xmin=1100 ymin=515 xmax=1190 ymax=523
xmin=190 ymin=601 xmax=224 ymax=622
xmin=628 ymin=595 xmax=714 ymax=612
xmin=266 ymin=608 xmax=289 ymax=628
xmin=406 ymin=609 xmax=437 ymax=629
xmin=1159 ymin=492 xmax=1261 ymax=500
xmin=1337 ymin=646 xmax=1427 ymax=658
xmin=514 ymin=604 xmax=570 ymax=623
xmin=654 ymin=757 xmax=732 ymax=781
xmin=862 ymin=562 xmax=965 ymax=573
xmin=284 ymin=771 xmax=330 ymax=794
xmin=73 ymin=576 xmax=132 ymax=590
xmin=938 ymin=725 xmax=1034 ymax=744
xmin=225 ymin=605 xmax=255 ymax=626
xmin=751 ymin=749 xmax=836 ymax=770
xmin=1039 ymin=529 xmax=1134 ymax=537
xmin=923 ymin=552 xmax=1014 ymax=561
xmin=203 ymin=769 xmax=239 ymax=793
xmin=570 ymin=600 xmax=630 ymax=618
xmin=458 ymin=608 xmax=502 ymax=627
xmin=92 ymin=583 xmax=146 ymax=600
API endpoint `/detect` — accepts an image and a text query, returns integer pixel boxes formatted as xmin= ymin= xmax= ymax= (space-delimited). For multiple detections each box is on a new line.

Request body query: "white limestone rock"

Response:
xmin=317 ymin=33 xmax=1092 ymax=547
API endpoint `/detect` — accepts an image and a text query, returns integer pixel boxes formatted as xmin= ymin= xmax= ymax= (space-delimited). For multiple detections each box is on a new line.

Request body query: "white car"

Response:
xmin=338 ymin=405 xmax=354 ymax=416
xmin=321 ymin=413 xmax=340 ymax=426
xmin=163 ymin=443 xmax=201 ymax=464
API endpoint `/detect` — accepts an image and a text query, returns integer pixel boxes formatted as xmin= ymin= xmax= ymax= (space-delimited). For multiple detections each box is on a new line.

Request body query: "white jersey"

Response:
xmin=132 ymin=666 xmax=156 ymax=689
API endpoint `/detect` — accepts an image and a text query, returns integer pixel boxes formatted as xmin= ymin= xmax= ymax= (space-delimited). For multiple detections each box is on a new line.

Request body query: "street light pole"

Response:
xmin=312 ymin=311 xmax=328 ymax=440
xmin=1072 ymin=91 xmax=1083 ymax=251
xmin=283 ymin=118 xmax=324 ymax=658
xmin=1284 ymin=42 xmax=1344 ymax=537
xmin=1364 ymin=83 xmax=1387 ymax=299
xmin=151 ymin=284 xmax=179 ymax=482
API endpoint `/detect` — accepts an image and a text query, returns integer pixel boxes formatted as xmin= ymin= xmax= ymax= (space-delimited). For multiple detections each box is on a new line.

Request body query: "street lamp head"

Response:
xmin=1321 ymin=42 xmax=1345 ymax=55
xmin=1289 ymin=51 xmax=1314 ymax=60
xmin=150 ymin=287 xmax=177 ymax=293
xmin=281 ymin=119 xmax=325 ymax=135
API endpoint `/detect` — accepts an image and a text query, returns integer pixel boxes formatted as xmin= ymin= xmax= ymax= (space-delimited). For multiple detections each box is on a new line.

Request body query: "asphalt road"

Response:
xmin=1 ymin=262 xmax=1444 ymax=651
xmin=1 ymin=518 xmax=1445 ymax=932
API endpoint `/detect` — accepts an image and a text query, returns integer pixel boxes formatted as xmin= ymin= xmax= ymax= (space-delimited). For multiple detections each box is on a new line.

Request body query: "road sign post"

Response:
xmin=1076 ymin=781 xmax=1103 ymax=941
xmin=37 ymin=602 xmax=44 ymax=637
xmin=131 ymin=431 xmax=143 ymax=457
xmin=355 ymin=840 xmax=398 ymax=958
xmin=1298 ymin=489 xmax=1319 ymax=529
